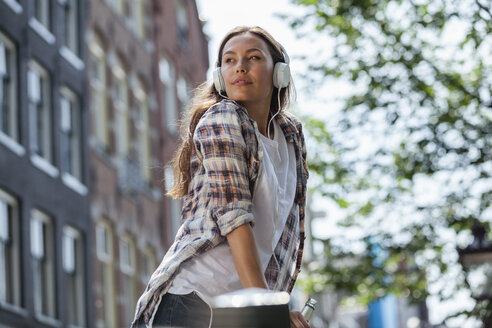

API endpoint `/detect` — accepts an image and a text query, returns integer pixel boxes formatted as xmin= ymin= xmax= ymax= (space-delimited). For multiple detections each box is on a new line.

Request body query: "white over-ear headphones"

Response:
xmin=213 ymin=44 xmax=291 ymax=95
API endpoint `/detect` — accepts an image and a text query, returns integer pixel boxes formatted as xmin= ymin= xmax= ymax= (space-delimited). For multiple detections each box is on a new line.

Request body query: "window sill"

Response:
xmin=0 ymin=132 xmax=25 ymax=157
xmin=67 ymin=324 xmax=85 ymax=328
xmin=31 ymin=154 xmax=59 ymax=178
xmin=62 ymin=172 xmax=88 ymax=196
xmin=60 ymin=46 xmax=85 ymax=71
xmin=2 ymin=0 xmax=22 ymax=14
xmin=29 ymin=18 xmax=56 ymax=45
xmin=35 ymin=313 xmax=62 ymax=327
xmin=0 ymin=300 xmax=28 ymax=317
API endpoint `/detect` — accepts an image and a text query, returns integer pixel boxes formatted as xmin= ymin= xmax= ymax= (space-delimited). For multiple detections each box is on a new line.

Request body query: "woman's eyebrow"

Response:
xmin=223 ymin=48 xmax=264 ymax=57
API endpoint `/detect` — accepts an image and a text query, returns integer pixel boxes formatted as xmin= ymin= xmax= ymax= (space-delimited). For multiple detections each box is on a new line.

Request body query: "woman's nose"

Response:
xmin=236 ymin=60 xmax=246 ymax=73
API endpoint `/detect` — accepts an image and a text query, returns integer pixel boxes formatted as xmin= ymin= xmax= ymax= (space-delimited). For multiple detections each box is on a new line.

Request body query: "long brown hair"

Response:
xmin=167 ymin=26 xmax=295 ymax=199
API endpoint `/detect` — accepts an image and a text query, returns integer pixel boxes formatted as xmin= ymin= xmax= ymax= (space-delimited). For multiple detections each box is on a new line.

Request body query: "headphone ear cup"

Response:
xmin=273 ymin=62 xmax=291 ymax=89
xmin=213 ymin=67 xmax=226 ymax=94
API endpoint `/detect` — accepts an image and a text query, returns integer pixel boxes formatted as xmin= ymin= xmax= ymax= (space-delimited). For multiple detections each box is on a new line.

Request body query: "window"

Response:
xmin=120 ymin=237 xmax=136 ymax=326
xmin=0 ymin=31 xmax=19 ymax=143
xmin=60 ymin=87 xmax=82 ymax=181
xmin=165 ymin=167 xmax=182 ymax=237
xmin=113 ymin=59 xmax=129 ymax=157
xmin=177 ymin=75 xmax=190 ymax=113
xmin=134 ymin=80 xmax=150 ymax=183
xmin=142 ymin=247 xmax=156 ymax=284
xmin=60 ymin=0 xmax=78 ymax=55
xmin=34 ymin=0 xmax=50 ymax=29
xmin=129 ymin=0 xmax=145 ymax=38
xmin=89 ymin=34 xmax=108 ymax=150
xmin=175 ymin=0 xmax=189 ymax=48
xmin=159 ymin=58 xmax=177 ymax=134
xmin=106 ymin=0 xmax=124 ymax=15
xmin=28 ymin=61 xmax=52 ymax=163
xmin=31 ymin=209 xmax=56 ymax=319
xmin=63 ymin=226 xmax=85 ymax=327
xmin=0 ymin=189 xmax=21 ymax=309
xmin=96 ymin=221 xmax=116 ymax=327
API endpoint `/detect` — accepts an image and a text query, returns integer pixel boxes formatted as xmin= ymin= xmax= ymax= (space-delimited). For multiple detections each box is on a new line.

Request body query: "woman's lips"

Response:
xmin=233 ymin=79 xmax=252 ymax=86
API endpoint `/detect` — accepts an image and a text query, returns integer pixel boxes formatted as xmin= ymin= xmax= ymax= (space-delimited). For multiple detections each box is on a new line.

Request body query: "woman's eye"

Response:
xmin=250 ymin=56 xmax=260 ymax=60
xmin=224 ymin=58 xmax=233 ymax=64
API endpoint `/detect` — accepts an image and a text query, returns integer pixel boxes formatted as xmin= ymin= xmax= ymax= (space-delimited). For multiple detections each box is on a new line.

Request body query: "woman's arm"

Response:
xmin=227 ymin=224 xmax=310 ymax=328
xmin=226 ymin=223 xmax=268 ymax=289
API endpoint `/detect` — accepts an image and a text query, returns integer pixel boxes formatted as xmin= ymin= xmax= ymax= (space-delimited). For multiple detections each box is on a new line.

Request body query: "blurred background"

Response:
xmin=0 ymin=0 xmax=490 ymax=327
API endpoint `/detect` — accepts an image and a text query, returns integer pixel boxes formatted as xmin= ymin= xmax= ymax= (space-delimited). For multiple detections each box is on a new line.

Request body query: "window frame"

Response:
xmin=30 ymin=208 xmax=57 ymax=320
xmin=59 ymin=86 xmax=82 ymax=182
xmin=142 ymin=247 xmax=156 ymax=284
xmin=63 ymin=226 xmax=86 ymax=328
xmin=0 ymin=188 xmax=22 ymax=310
xmin=119 ymin=235 xmax=136 ymax=326
xmin=112 ymin=58 xmax=130 ymax=157
xmin=95 ymin=220 xmax=116 ymax=327
xmin=28 ymin=60 xmax=53 ymax=165
xmin=134 ymin=79 xmax=151 ymax=183
xmin=165 ymin=167 xmax=182 ymax=237
xmin=0 ymin=31 xmax=20 ymax=147
xmin=88 ymin=34 xmax=109 ymax=150
xmin=175 ymin=0 xmax=189 ymax=48
xmin=59 ymin=0 xmax=79 ymax=55
xmin=33 ymin=0 xmax=51 ymax=30
xmin=159 ymin=57 xmax=177 ymax=134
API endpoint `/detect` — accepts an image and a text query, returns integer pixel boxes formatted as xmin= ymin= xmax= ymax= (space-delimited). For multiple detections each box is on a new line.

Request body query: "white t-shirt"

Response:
xmin=168 ymin=119 xmax=297 ymax=301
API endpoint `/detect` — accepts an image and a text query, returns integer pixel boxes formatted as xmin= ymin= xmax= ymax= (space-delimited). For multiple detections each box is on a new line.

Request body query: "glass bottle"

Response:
xmin=300 ymin=297 xmax=317 ymax=322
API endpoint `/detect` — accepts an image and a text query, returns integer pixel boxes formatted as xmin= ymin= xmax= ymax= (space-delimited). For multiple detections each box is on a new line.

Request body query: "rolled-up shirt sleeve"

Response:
xmin=194 ymin=105 xmax=254 ymax=236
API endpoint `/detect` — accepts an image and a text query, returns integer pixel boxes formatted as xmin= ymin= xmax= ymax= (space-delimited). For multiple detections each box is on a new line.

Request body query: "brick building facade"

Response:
xmin=86 ymin=0 xmax=208 ymax=327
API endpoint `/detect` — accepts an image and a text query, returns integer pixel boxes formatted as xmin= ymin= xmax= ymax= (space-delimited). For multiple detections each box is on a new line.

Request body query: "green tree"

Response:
xmin=288 ymin=0 xmax=491 ymax=324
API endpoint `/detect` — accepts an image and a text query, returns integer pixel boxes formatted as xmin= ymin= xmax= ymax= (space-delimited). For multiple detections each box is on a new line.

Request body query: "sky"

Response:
xmin=194 ymin=1 xmax=478 ymax=326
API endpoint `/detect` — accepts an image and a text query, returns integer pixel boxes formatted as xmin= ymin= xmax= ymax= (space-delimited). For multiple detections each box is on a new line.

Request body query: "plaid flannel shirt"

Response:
xmin=132 ymin=100 xmax=309 ymax=327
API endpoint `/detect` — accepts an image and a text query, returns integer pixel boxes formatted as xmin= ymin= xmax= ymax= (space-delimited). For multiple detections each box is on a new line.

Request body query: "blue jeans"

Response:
xmin=136 ymin=292 xmax=211 ymax=328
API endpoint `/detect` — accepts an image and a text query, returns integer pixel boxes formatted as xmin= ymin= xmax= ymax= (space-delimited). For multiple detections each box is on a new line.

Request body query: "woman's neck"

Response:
xmin=239 ymin=100 xmax=272 ymax=138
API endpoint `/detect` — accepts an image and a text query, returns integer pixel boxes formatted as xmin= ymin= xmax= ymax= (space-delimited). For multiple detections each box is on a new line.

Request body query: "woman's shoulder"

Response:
xmin=198 ymin=100 xmax=250 ymax=128
xmin=278 ymin=110 xmax=304 ymax=133
xmin=206 ymin=100 xmax=248 ymax=117
xmin=194 ymin=100 xmax=254 ymax=138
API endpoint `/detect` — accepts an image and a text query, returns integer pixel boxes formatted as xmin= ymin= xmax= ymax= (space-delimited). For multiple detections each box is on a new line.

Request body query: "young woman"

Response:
xmin=132 ymin=26 xmax=310 ymax=328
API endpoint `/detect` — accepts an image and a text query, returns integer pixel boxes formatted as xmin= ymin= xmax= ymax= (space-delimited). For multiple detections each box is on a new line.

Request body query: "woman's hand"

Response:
xmin=290 ymin=310 xmax=310 ymax=328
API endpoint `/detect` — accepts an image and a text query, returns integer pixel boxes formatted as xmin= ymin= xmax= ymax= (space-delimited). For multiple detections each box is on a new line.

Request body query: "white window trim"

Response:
xmin=112 ymin=61 xmax=129 ymax=157
xmin=119 ymin=238 xmax=134 ymax=275
xmin=29 ymin=60 xmax=53 ymax=163
xmin=31 ymin=154 xmax=59 ymax=178
xmin=2 ymin=0 xmax=23 ymax=14
xmin=89 ymin=36 xmax=109 ymax=150
xmin=34 ymin=313 xmax=61 ymax=327
xmin=96 ymin=222 xmax=112 ymax=263
xmin=141 ymin=247 xmax=155 ymax=283
xmin=0 ymin=31 xmax=20 ymax=145
xmin=28 ymin=18 xmax=56 ymax=45
xmin=62 ymin=226 xmax=80 ymax=274
xmin=0 ymin=132 xmax=25 ymax=156
xmin=60 ymin=86 xmax=83 ymax=181
xmin=0 ymin=300 xmax=28 ymax=316
xmin=0 ymin=189 xmax=22 ymax=310
xmin=62 ymin=173 xmax=87 ymax=196
xmin=60 ymin=46 xmax=85 ymax=71
xmin=31 ymin=209 xmax=57 ymax=321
